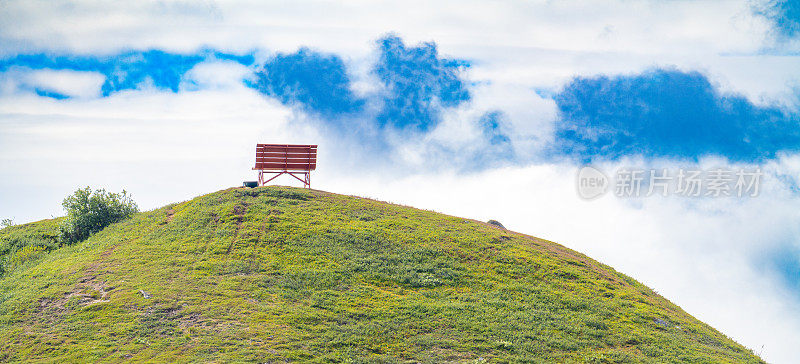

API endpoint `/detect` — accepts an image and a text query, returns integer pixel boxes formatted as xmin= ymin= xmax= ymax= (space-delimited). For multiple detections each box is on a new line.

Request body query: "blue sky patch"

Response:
xmin=250 ymin=48 xmax=365 ymax=119
xmin=33 ymin=88 xmax=69 ymax=100
xmin=373 ymin=35 xmax=471 ymax=131
xmin=474 ymin=110 xmax=515 ymax=168
xmin=762 ymin=243 xmax=800 ymax=296
xmin=481 ymin=111 xmax=512 ymax=148
xmin=754 ymin=0 xmax=800 ymax=38
xmin=553 ymin=68 xmax=800 ymax=162
xmin=0 ymin=49 xmax=253 ymax=98
xmin=250 ymin=35 xmax=471 ymax=134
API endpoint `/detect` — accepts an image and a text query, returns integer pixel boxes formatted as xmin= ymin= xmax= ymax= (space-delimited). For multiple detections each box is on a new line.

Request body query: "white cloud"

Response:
xmin=0 ymin=68 xmax=106 ymax=98
xmin=181 ymin=60 xmax=253 ymax=91
xmin=25 ymin=69 xmax=106 ymax=98
xmin=466 ymin=82 xmax=558 ymax=155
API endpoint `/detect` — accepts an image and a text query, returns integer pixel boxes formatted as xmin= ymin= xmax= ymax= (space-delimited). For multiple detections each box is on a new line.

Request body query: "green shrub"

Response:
xmin=59 ymin=187 xmax=138 ymax=244
xmin=0 ymin=219 xmax=14 ymax=229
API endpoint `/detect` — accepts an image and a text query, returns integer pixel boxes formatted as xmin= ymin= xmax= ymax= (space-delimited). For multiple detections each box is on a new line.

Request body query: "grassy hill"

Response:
xmin=0 ymin=186 xmax=762 ymax=363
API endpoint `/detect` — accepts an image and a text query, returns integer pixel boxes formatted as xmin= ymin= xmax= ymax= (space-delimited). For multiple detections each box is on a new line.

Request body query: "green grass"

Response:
xmin=0 ymin=186 xmax=763 ymax=363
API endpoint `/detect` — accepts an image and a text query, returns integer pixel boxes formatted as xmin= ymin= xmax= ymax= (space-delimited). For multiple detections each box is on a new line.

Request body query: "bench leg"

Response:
xmin=258 ymin=170 xmax=311 ymax=188
xmin=259 ymin=171 xmax=286 ymax=186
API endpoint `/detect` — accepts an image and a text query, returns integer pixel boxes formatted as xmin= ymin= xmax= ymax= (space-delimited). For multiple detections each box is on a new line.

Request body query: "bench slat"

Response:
xmin=256 ymin=158 xmax=316 ymax=163
xmin=257 ymin=144 xmax=317 ymax=148
xmin=256 ymin=152 xmax=316 ymax=158
xmin=256 ymin=146 xmax=317 ymax=153
xmin=254 ymin=163 xmax=316 ymax=170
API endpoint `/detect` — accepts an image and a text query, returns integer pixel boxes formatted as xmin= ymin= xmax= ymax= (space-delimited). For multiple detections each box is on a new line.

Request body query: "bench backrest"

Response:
xmin=254 ymin=144 xmax=317 ymax=171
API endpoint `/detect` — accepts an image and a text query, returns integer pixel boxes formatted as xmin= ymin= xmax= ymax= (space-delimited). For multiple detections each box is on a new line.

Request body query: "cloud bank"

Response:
xmin=553 ymin=68 xmax=800 ymax=162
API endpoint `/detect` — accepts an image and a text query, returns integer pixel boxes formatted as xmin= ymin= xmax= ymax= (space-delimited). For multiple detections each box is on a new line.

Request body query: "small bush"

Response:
xmin=59 ymin=187 xmax=138 ymax=244
xmin=0 ymin=219 xmax=15 ymax=229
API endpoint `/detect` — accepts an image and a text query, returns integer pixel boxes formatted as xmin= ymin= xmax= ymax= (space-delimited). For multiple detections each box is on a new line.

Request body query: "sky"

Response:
xmin=1 ymin=0 xmax=800 ymax=362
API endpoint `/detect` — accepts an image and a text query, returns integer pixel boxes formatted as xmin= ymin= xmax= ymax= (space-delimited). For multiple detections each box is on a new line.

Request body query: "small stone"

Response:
xmin=487 ymin=220 xmax=506 ymax=229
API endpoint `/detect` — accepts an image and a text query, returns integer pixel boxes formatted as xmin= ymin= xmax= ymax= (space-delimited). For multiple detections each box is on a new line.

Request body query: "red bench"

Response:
xmin=253 ymin=144 xmax=317 ymax=188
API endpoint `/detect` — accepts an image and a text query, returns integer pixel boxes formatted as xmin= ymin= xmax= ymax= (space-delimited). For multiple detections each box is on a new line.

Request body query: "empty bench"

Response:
xmin=253 ymin=144 xmax=317 ymax=188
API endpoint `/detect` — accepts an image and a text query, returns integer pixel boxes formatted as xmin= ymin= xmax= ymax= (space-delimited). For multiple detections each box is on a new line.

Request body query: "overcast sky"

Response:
xmin=2 ymin=1 xmax=800 ymax=362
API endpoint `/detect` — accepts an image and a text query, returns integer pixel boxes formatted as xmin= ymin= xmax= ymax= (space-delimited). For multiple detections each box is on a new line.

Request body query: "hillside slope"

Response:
xmin=0 ymin=186 xmax=762 ymax=363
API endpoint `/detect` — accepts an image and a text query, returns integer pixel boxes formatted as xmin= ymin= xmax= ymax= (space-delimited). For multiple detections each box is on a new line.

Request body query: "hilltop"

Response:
xmin=0 ymin=186 xmax=762 ymax=362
